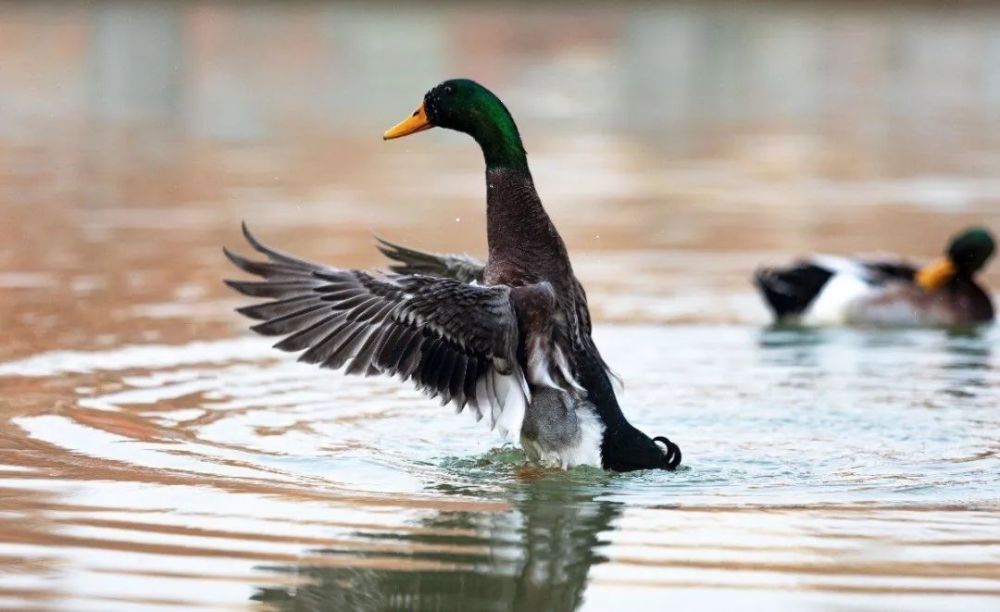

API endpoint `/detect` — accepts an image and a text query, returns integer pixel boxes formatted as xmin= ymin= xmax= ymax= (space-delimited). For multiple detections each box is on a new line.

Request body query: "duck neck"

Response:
xmin=471 ymin=104 xmax=528 ymax=172
xmin=468 ymin=100 xmax=557 ymax=265
xmin=485 ymin=166 xmax=564 ymax=272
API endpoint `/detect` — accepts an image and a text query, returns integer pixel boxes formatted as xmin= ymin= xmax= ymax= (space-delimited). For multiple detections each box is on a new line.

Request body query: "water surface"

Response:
xmin=1 ymin=1 xmax=999 ymax=610
xmin=1 ymin=326 xmax=998 ymax=610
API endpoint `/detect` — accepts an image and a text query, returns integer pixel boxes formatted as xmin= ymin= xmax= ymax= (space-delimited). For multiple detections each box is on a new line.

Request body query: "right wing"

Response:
xmin=375 ymin=236 xmax=485 ymax=284
xmin=225 ymin=224 xmax=527 ymax=435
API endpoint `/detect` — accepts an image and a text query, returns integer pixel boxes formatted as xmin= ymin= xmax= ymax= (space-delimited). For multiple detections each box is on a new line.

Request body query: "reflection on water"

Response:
xmin=1 ymin=0 xmax=1000 ymax=610
xmin=254 ymin=478 xmax=620 ymax=611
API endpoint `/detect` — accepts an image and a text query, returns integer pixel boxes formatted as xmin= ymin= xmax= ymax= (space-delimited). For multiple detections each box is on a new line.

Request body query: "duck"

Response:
xmin=225 ymin=78 xmax=681 ymax=472
xmin=754 ymin=227 xmax=995 ymax=327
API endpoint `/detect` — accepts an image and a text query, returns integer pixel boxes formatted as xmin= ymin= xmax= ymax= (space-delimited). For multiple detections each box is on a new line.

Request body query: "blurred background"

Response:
xmin=1 ymin=2 xmax=1000 ymax=610
xmin=3 ymin=0 xmax=999 ymax=359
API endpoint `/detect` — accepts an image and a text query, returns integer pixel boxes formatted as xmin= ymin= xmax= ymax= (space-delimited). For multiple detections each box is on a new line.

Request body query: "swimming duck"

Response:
xmin=225 ymin=79 xmax=681 ymax=472
xmin=754 ymin=227 xmax=995 ymax=326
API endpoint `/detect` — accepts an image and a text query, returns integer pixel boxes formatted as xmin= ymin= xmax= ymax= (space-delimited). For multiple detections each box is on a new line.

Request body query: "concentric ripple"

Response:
xmin=0 ymin=325 xmax=997 ymax=610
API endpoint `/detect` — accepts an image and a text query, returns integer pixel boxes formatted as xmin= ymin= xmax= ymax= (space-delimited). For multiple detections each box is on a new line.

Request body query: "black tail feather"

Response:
xmin=753 ymin=263 xmax=833 ymax=320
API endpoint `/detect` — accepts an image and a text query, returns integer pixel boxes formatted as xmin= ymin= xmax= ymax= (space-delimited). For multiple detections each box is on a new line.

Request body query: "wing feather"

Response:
xmin=236 ymin=295 xmax=319 ymax=320
xmin=249 ymin=304 xmax=331 ymax=336
xmin=273 ymin=313 xmax=345 ymax=352
xmin=375 ymin=236 xmax=485 ymax=284
xmin=226 ymin=225 xmax=530 ymax=433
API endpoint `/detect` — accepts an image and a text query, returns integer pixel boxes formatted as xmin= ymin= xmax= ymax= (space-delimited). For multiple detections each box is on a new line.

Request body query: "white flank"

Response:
xmin=520 ymin=401 xmax=604 ymax=470
xmin=802 ymin=271 xmax=872 ymax=325
xmin=561 ymin=404 xmax=604 ymax=469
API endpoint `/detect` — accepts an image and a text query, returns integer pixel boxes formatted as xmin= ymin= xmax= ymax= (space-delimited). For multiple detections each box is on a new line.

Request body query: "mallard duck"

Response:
xmin=225 ymin=79 xmax=681 ymax=472
xmin=754 ymin=227 xmax=995 ymax=326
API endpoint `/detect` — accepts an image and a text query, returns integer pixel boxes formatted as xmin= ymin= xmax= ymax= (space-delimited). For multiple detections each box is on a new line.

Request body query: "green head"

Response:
xmin=948 ymin=227 xmax=995 ymax=275
xmin=918 ymin=226 xmax=995 ymax=291
xmin=383 ymin=79 xmax=527 ymax=170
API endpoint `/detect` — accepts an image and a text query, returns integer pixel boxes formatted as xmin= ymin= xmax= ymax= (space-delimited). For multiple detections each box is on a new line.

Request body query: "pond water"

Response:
xmin=1 ymin=1 xmax=999 ymax=610
xmin=1 ymin=326 xmax=998 ymax=610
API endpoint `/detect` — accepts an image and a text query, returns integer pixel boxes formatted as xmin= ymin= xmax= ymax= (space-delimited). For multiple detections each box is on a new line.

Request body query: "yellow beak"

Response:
xmin=916 ymin=258 xmax=957 ymax=292
xmin=383 ymin=104 xmax=434 ymax=140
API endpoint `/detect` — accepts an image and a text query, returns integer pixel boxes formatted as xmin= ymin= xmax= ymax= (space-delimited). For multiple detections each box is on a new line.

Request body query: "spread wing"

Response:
xmin=375 ymin=236 xmax=485 ymax=284
xmin=224 ymin=224 xmax=528 ymax=435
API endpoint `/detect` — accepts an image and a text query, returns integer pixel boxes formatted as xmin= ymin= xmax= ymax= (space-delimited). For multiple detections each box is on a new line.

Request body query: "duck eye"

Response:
xmin=443 ymin=85 xmax=454 ymax=95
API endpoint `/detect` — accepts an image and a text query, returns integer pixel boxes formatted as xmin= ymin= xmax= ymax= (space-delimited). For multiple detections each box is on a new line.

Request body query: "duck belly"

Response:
xmin=520 ymin=388 xmax=603 ymax=469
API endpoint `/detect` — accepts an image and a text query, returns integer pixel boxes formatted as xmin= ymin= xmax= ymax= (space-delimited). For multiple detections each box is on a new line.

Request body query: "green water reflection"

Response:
xmin=254 ymin=474 xmax=620 ymax=611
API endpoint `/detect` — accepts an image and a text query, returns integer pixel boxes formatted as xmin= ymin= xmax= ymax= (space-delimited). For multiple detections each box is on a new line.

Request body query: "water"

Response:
xmin=1 ymin=327 xmax=998 ymax=610
xmin=2 ymin=1 xmax=1000 ymax=610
